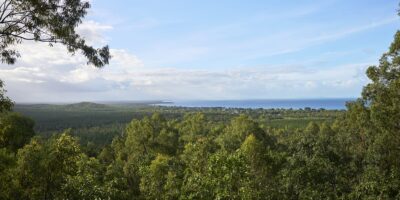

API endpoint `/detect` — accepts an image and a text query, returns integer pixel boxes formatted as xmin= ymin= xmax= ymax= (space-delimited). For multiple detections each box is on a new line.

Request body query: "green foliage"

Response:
xmin=139 ymin=154 xmax=179 ymax=199
xmin=238 ymin=134 xmax=278 ymax=199
xmin=0 ymin=0 xmax=110 ymax=67
xmin=281 ymin=123 xmax=351 ymax=199
xmin=205 ymin=151 xmax=246 ymax=200
xmin=1 ymin=99 xmax=399 ymax=200
xmin=217 ymin=114 xmax=274 ymax=152
xmin=14 ymin=102 xmax=342 ymax=134
xmin=0 ymin=80 xmax=13 ymax=113
xmin=180 ymin=137 xmax=217 ymax=199
xmin=16 ymin=132 xmax=82 ymax=199
xmin=0 ymin=112 xmax=35 ymax=151
xmin=342 ymin=25 xmax=400 ymax=199
xmin=0 ymin=148 xmax=18 ymax=199
xmin=125 ymin=113 xmax=172 ymax=157
xmin=178 ymin=113 xmax=209 ymax=143
xmin=62 ymin=155 xmax=107 ymax=199
xmin=0 ymin=100 xmax=391 ymax=200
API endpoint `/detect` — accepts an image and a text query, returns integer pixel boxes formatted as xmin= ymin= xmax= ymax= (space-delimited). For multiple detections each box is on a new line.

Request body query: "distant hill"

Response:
xmin=14 ymin=101 xmax=171 ymax=113
xmin=15 ymin=102 xmax=115 ymax=112
xmin=63 ymin=102 xmax=111 ymax=111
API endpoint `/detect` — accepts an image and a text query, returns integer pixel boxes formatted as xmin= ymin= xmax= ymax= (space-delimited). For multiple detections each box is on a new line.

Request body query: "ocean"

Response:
xmin=156 ymin=98 xmax=356 ymax=110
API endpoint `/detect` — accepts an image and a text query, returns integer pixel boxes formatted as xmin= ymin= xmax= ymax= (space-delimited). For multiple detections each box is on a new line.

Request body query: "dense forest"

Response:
xmin=13 ymin=102 xmax=342 ymax=151
xmin=1 ymin=1 xmax=400 ymax=200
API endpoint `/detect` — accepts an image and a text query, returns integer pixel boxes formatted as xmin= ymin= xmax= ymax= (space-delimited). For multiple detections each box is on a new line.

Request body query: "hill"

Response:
xmin=63 ymin=102 xmax=112 ymax=111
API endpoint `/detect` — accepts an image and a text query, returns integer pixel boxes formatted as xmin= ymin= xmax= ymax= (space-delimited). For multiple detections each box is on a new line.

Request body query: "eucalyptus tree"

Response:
xmin=0 ymin=80 xmax=12 ymax=112
xmin=0 ymin=0 xmax=111 ymax=110
xmin=0 ymin=0 xmax=110 ymax=66
xmin=0 ymin=112 xmax=35 ymax=151
xmin=347 ymin=21 xmax=400 ymax=199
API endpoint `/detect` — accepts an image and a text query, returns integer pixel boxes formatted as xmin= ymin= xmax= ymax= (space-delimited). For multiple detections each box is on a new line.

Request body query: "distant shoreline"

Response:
xmin=153 ymin=98 xmax=355 ymax=110
xmin=15 ymin=98 xmax=356 ymax=110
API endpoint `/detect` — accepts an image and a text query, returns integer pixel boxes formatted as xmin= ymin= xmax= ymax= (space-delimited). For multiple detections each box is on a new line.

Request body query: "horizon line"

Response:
xmin=14 ymin=97 xmax=358 ymax=105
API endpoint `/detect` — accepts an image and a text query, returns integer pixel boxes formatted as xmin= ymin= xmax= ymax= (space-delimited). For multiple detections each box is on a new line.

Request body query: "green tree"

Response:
xmin=103 ymin=159 xmax=132 ymax=200
xmin=102 ymin=114 xmax=177 ymax=199
xmin=180 ymin=137 xmax=217 ymax=199
xmin=16 ymin=132 xmax=81 ymax=200
xmin=346 ymin=19 xmax=400 ymax=199
xmin=98 ymin=145 xmax=114 ymax=165
xmin=0 ymin=0 xmax=110 ymax=67
xmin=0 ymin=80 xmax=12 ymax=113
xmin=0 ymin=148 xmax=19 ymax=199
xmin=281 ymin=122 xmax=353 ymax=199
xmin=178 ymin=113 xmax=209 ymax=143
xmin=238 ymin=134 xmax=281 ymax=199
xmin=204 ymin=150 xmax=246 ymax=200
xmin=125 ymin=113 xmax=174 ymax=157
xmin=139 ymin=154 xmax=180 ymax=200
xmin=216 ymin=114 xmax=274 ymax=152
xmin=0 ymin=112 xmax=35 ymax=151
xmin=0 ymin=0 xmax=111 ymax=115
xmin=101 ymin=135 xmax=140 ymax=199
xmin=62 ymin=155 xmax=107 ymax=199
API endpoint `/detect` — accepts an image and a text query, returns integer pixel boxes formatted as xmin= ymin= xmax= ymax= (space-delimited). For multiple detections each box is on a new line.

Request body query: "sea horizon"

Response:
xmin=154 ymin=98 xmax=356 ymax=110
xmin=14 ymin=98 xmax=357 ymax=110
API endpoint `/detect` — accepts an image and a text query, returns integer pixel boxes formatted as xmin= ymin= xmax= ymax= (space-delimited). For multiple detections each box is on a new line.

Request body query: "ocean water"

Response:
xmin=157 ymin=98 xmax=356 ymax=110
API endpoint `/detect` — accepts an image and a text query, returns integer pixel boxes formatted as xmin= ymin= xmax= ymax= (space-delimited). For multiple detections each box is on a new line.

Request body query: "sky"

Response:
xmin=0 ymin=0 xmax=399 ymax=102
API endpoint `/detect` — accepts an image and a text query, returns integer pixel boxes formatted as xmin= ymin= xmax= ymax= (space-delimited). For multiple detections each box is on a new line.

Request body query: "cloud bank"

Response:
xmin=0 ymin=40 xmax=369 ymax=102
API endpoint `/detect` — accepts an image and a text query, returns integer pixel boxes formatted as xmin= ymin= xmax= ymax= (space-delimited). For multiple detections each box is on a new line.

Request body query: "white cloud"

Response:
xmin=76 ymin=20 xmax=113 ymax=45
xmin=109 ymin=49 xmax=143 ymax=71
xmin=0 ymin=17 xmax=371 ymax=101
xmin=62 ymin=65 xmax=98 ymax=83
xmin=0 ymin=18 xmax=143 ymax=102
xmin=0 ymin=53 xmax=371 ymax=102
xmin=0 ymin=16 xmax=375 ymax=102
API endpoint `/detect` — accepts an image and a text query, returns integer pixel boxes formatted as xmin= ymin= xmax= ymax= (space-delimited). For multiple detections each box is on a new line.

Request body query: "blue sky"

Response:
xmin=88 ymin=0 xmax=398 ymax=68
xmin=0 ymin=0 xmax=399 ymax=102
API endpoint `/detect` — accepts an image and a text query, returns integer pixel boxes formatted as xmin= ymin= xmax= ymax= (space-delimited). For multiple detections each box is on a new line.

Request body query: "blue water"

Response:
xmin=157 ymin=99 xmax=355 ymax=110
